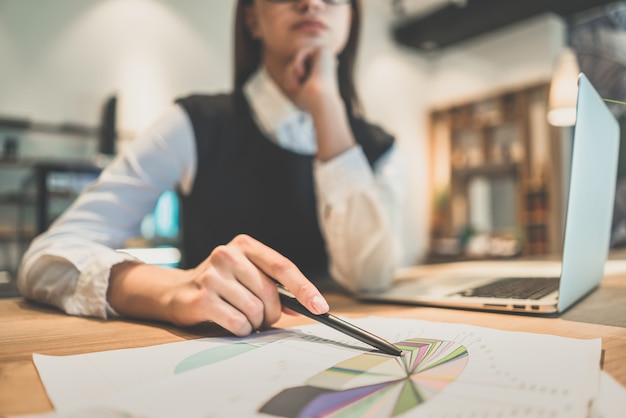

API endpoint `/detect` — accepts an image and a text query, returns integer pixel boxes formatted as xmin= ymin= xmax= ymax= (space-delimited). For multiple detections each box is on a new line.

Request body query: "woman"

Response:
xmin=18 ymin=0 xmax=406 ymax=336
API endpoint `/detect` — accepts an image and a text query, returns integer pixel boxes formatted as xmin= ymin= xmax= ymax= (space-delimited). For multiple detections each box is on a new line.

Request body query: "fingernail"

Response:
xmin=311 ymin=296 xmax=329 ymax=314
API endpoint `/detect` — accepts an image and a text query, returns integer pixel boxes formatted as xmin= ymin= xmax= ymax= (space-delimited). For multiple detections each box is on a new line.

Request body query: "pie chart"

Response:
xmin=260 ymin=338 xmax=469 ymax=417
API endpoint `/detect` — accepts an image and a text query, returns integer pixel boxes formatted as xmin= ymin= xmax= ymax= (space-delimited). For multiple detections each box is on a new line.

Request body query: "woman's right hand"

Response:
xmin=108 ymin=234 xmax=329 ymax=336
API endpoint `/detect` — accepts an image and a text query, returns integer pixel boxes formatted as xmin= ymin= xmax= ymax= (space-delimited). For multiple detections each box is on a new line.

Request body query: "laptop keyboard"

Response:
xmin=458 ymin=277 xmax=560 ymax=300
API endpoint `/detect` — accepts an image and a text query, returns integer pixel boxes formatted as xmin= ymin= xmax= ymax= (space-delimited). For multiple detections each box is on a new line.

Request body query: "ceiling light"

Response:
xmin=547 ymin=48 xmax=581 ymax=127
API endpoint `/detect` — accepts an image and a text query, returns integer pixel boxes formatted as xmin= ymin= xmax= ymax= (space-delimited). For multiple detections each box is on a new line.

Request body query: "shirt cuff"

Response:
xmin=68 ymin=250 xmax=139 ymax=319
xmin=313 ymin=145 xmax=375 ymax=207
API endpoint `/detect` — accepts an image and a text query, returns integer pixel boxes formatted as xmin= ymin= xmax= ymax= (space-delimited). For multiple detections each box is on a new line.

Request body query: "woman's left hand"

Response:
xmin=281 ymin=45 xmax=342 ymax=114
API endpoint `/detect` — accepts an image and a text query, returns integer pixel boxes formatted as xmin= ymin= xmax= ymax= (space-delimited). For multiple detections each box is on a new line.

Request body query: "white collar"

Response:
xmin=243 ymin=67 xmax=316 ymax=155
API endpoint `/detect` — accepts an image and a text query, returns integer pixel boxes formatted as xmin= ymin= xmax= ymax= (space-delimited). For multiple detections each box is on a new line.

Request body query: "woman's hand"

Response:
xmin=282 ymin=45 xmax=341 ymax=114
xmin=279 ymin=45 xmax=356 ymax=162
xmin=107 ymin=234 xmax=329 ymax=336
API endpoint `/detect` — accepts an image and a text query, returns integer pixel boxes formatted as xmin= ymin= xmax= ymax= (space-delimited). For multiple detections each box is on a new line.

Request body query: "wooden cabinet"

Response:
xmin=428 ymin=83 xmax=564 ymax=261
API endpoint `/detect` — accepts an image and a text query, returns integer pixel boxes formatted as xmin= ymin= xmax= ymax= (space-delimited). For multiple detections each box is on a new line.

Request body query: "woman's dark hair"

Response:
xmin=234 ymin=0 xmax=362 ymax=113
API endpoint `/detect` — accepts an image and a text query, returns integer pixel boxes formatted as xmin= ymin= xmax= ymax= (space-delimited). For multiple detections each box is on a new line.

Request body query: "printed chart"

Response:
xmin=260 ymin=338 xmax=469 ymax=417
xmin=32 ymin=330 xmax=290 ymax=413
xmin=33 ymin=317 xmax=602 ymax=418
xmin=174 ymin=342 xmax=258 ymax=374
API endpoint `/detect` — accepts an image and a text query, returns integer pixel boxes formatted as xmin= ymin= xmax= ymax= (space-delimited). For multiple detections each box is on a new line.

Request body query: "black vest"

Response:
xmin=175 ymin=90 xmax=394 ymax=277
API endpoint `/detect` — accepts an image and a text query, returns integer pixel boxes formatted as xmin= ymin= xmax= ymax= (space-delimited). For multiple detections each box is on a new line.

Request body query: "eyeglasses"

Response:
xmin=264 ymin=0 xmax=351 ymax=5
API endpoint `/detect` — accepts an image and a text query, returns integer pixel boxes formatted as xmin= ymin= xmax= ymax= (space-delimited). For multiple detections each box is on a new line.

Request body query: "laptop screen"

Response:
xmin=557 ymin=74 xmax=621 ymax=311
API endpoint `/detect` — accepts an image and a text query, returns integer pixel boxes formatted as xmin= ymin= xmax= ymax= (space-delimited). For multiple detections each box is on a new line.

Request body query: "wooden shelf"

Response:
xmin=428 ymin=82 xmax=564 ymax=260
xmin=452 ymin=163 xmax=518 ymax=179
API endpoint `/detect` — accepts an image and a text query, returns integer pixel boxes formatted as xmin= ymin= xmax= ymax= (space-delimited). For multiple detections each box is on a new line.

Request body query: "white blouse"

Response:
xmin=17 ymin=68 xmax=408 ymax=319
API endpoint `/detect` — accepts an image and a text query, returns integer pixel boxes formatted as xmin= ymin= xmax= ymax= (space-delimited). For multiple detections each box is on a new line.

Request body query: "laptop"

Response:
xmin=362 ymin=73 xmax=620 ymax=315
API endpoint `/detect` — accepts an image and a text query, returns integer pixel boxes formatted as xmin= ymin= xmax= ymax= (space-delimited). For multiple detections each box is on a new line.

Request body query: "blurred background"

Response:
xmin=1 ymin=0 xmax=625 ymax=296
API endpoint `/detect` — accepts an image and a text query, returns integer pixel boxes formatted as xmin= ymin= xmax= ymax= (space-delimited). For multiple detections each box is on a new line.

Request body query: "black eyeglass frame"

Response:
xmin=264 ymin=0 xmax=351 ymax=5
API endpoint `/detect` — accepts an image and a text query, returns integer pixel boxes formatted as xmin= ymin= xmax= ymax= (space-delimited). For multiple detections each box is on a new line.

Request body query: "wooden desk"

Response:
xmin=2 ymin=272 xmax=626 ymax=416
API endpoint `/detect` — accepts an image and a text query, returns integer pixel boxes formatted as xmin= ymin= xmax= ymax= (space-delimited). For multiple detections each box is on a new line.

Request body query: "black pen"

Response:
xmin=277 ymin=286 xmax=403 ymax=356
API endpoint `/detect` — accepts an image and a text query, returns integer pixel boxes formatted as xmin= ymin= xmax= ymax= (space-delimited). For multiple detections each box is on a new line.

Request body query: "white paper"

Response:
xmin=32 ymin=317 xmax=603 ymax=417
xmin=591 ymin=371 xmax=626 ymax=418
xmin=20 ymin=371 xmax=626 ymax=418
xmin=33 ymin=329 xmax=291 ymax=413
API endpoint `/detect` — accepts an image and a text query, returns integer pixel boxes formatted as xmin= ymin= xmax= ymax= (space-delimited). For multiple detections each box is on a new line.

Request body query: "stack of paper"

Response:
xmin=22 ymin=317 xmax=625 ymax=418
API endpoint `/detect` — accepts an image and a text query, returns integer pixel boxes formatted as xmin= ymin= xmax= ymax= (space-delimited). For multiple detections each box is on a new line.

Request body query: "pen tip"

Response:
xmin=401 ymin=351 xmax=411 ymax=373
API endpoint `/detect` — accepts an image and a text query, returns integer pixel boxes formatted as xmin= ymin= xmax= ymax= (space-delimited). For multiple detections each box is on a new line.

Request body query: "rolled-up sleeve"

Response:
xmin=17 ymin=104 xmax=196 ymax=318
xmin=313 ymin=144 xmax=407 ymax=293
